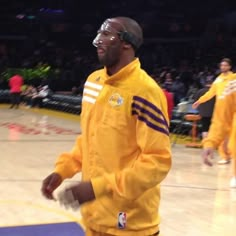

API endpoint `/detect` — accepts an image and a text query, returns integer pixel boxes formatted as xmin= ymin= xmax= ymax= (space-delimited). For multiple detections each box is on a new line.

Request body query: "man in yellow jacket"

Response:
xmin=41 ymin=17 xmax=171 ymax=236
xmin=202 ymin=78 xmax=236 ymax=187
xmin=193 ymin=58 xmax=234 ymax=164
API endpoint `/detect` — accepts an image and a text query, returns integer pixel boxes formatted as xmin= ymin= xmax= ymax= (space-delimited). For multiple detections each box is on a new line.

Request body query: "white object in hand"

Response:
xmin=57 ymin=188 xmax=80 ymax=210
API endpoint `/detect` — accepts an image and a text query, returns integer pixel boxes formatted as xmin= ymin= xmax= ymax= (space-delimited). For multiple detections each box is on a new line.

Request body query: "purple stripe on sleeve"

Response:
xmin=132 ymin=110 xmax=169 ymax=136
xmin=133 ymin=96 xmax=168 ymax=127
xmin=132 ymin=102 xmax=169 ymax=130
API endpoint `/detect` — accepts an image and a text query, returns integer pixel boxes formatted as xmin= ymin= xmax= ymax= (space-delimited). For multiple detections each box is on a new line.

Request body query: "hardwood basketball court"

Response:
xmin=0 ymin=105 xmax=235 ymax=236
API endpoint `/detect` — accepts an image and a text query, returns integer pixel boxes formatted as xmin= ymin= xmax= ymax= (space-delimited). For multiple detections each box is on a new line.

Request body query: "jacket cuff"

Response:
xmin=91 ymin=176 xmax=110 ymax=199
xmin=54 ymin=166 xmax=70 ymax=181
xmin=202 ymin=139 xmax=216 ymax=149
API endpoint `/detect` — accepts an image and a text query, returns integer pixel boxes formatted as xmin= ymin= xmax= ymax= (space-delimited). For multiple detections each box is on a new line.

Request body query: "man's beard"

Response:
xmin=98 ymin=51 xmax=119 ymax=67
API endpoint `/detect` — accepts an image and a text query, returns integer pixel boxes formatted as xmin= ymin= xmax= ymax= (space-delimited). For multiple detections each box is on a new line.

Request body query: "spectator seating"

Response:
xmin=43 ymin=94 xmax=82 ymax=114
xmin=0 ymin=90 xmax=201 ymax=133
xmin=170 ymin=104 xmax=202 ymax=146
xmin=170 ymin=108 xmax=193 ymax=134
xmin=0 ymin=90 xmax=10 ymax=103
xmin=0 ymin=90 xmax=82 ymax=114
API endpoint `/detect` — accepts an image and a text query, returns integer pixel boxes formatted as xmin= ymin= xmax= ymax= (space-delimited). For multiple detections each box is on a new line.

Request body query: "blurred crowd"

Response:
xmin=0 ymin=33 xmax=235 ymax=113
xmin=152 ymin=65 xmax=222 ymax=105
xmin=21 ymin=84 xmax=51 ymax=108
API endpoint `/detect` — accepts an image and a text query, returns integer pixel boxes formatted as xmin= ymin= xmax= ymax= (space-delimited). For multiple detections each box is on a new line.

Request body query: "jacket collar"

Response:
xmin=219 ymin=71 xmax=233 ymax=81
xmin=103 ymin=58 xmax=140 ymax=83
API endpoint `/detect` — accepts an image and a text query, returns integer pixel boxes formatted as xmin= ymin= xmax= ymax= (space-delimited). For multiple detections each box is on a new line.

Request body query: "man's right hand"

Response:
xmin=41 ymin=173 xmax=62 ymax=200
xmin=192 ymin=102 xmax=200 ymax=109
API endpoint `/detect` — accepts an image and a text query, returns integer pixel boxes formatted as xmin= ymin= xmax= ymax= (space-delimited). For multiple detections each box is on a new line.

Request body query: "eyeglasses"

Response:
xmin=92 ymin=19 xmax=124 ymax=47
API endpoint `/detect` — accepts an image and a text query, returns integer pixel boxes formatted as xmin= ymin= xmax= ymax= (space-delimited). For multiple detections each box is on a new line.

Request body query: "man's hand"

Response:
xmin=202 ymin=147 xmax=214 ymax=166
xmin=41 ymin=173 xmax=62 ymax=200
xmin=223 ymin=138 xmax=230 ymax=156
xmin=58 ymin=181 xmax=95 ymax=210
xmin=192 ymin=102 xmax=200 ymax=109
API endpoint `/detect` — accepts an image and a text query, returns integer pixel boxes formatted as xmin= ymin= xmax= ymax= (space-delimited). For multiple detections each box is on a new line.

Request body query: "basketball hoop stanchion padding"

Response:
xmin=184 ymin=114 xmax=202 ymax=148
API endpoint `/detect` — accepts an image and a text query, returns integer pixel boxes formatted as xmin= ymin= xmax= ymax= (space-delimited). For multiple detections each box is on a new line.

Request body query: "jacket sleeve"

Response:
xmin=197 ymin=82 xmax=216 ymax=104
xmin=54 ymin=135 xmax=83 ymax=180
xmin=203 ymin=82 xmax=236 ymax=149
xmin=91 ymin=86 xmax=172 ymax=200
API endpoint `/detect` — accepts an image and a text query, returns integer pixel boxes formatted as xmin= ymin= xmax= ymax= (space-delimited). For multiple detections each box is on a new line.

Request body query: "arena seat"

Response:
xmin=170 ymin=106 xmax=202 ymax=146
xmin=170 ymin=108 xmax=193 ymax=134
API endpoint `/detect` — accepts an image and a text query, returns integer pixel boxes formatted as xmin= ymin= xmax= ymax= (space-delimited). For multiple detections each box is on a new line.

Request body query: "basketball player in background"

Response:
xmin=41 ymin=17 xmax=171 ymax=236
xmin=194 ymin=78 xmax=215 ymax=139
xmin=202 ymin=78 xmax=236 ymax=188
xmin=193 ymin=58 xmax=234 ymax=164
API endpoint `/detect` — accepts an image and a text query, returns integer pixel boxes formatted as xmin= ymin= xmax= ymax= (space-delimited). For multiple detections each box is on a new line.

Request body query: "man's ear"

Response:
xmin=123 ymin=42 xmax=132 ymax=49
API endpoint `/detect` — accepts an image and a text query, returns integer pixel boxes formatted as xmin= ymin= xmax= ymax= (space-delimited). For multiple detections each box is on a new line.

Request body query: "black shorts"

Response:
xmin=201 ymin=117 xmax=212 ymax=132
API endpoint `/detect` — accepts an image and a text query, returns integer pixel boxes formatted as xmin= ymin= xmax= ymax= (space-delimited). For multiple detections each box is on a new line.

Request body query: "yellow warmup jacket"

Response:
xmin=196 ymin=72 xmax=234 ymax=104
xmin=197 ymin=72 xmax=234 ymax=157
xmin=54 ymin=59 xmax=171 ymax=235
xmin=203 ymin=79 xmax=236 ymax=158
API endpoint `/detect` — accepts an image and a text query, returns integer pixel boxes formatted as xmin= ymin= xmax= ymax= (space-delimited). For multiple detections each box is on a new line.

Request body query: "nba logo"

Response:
xmin=118 ymin=212 xmax=127 ymax=229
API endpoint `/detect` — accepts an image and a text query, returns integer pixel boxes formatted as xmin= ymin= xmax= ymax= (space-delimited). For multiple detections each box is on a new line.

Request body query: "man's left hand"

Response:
xmin=202 ymin=147 xmax=214 ymax=166
xmin=58 ymin=181 xmax=95 ymax=210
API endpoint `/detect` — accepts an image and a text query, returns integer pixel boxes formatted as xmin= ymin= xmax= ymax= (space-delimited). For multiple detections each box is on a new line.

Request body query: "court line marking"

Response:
xmin=18 ymin=107 xmax=79 ymax=122
xmin=0 ymin=221 xmax=81 ymax=229
xmin=162 ymin=184 xmax=230 ymax=192
xmin=0 ymin=199 xmax=85 ymax=230
xmin=0 ymin=105 xmax=81 ymax=123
